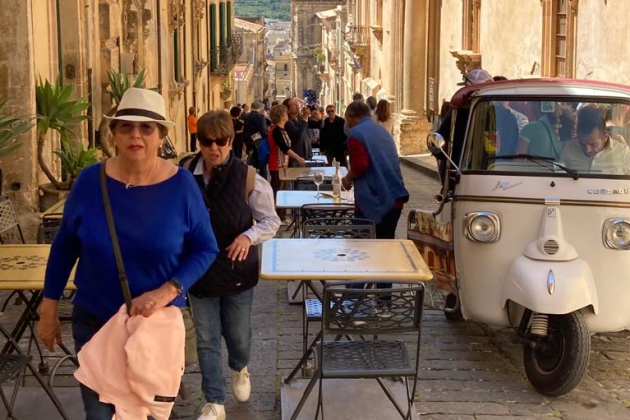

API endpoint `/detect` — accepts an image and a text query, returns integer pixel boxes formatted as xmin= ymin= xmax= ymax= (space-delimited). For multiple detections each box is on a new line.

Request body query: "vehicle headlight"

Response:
xmin=603 ymin=218 xmax=630 ymax=250
xmin=464 ymin=212 xmax=501 ymax=243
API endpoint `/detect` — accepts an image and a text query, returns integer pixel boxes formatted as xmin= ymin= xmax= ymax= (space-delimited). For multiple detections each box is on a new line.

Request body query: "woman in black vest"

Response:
xmin=183 ymin=110 xmax=280 ymax=420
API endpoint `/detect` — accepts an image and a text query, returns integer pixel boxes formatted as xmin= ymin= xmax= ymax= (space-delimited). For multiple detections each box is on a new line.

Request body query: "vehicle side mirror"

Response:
xmin=426 ymin=132 xmax=445 ymax=157
xmin=426 ymin=132 xmax=461 ymax=173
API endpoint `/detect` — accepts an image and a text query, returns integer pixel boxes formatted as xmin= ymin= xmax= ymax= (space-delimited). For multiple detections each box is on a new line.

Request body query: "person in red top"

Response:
xmin=267 ymin=104 xmax=305 ymax=218
xmin=188 ymin=106 xmax=198 ymax=151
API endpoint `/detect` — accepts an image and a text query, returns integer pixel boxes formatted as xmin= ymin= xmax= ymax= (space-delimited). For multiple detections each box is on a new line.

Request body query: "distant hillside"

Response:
xmin=235 ymin=0 xmax=291 ymax=21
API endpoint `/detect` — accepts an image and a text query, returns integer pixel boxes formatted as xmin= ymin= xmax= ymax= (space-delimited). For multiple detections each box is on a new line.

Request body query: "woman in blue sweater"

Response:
xmin=37 ymin=88 xmax=219 ymax=420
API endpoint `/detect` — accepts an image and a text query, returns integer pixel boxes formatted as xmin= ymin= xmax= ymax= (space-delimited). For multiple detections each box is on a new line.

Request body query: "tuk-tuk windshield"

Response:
xmin=462 ymin=99 xmax=630 ymax=177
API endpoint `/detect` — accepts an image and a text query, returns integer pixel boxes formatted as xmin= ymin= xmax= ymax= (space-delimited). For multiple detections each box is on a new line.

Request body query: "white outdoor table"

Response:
xmin=276 ymin=190 xmax=354 ymax=209
xmin=260 ymin=238 xmax=432 ymax=281
xmin=280 ymin=166 xmax=348 ymax=181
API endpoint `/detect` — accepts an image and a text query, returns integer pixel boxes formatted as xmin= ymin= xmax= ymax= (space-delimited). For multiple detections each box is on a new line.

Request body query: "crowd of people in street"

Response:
xmin=36 ymin=84 xmax=409 ymax=420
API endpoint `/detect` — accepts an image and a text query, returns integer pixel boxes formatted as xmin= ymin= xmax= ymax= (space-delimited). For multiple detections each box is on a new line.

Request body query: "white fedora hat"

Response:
xmin=105 ymin=88 xmax=175 ymax=129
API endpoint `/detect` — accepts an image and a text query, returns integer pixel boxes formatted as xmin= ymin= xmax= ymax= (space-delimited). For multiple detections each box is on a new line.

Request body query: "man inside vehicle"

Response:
xmin=560 ymin=105 xmax=630 ymax=175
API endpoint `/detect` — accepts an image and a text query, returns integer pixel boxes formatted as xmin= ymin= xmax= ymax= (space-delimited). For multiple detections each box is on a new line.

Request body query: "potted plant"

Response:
xmin=36 ymin=76 xmax=92 ymax=209
xmin=99 ymin=69 xmax=151 ymax=157
xmin=0 ymin=101 xmax=33 ymax=194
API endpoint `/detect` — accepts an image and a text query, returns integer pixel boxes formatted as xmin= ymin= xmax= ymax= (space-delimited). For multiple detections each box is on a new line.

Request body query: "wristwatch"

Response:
xmin=169 ymin=278 xmax=184 ymax=295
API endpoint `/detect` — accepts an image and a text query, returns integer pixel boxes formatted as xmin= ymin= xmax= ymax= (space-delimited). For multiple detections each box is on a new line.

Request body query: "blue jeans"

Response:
xmin=72 ymin=305 xmax=115 ymax=420
xmin=190 ymin=288 xmax=254 ymax=405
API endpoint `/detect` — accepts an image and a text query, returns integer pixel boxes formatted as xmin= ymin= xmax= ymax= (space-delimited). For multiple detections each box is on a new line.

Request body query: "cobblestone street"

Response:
xmin=1 ymin=163 xmax=629 ymax=420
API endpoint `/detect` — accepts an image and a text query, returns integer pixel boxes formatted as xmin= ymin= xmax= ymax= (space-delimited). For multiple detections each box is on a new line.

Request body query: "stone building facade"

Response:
xmin=0 ymin=0 xmax=240 ymax=215
xmin=315 ymin=0 xmax=630 ymax=156
xmin=290 ymin=0 xmax=345 ymax=100
xmin=234 ymin=17 xmax=267 ymax=104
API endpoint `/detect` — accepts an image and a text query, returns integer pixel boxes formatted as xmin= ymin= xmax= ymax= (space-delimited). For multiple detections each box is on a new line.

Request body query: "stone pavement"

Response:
xmin=1 ymin=162 xmax=629 ymax=420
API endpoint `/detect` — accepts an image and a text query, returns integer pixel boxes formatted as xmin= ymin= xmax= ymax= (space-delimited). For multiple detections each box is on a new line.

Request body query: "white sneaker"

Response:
xmin=198 ymin=403 xmax=226 ymax=420
xmin=231 ymin=366 xmax=251 ymax=402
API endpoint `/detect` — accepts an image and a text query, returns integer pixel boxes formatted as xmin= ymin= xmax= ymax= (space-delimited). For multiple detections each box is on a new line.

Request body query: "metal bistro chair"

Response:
xmin=290 ymin=282 xmax=425 ymax=420
xmin=305 ymin=160 xmax=326 ymax=167
xmin=289 ymin=219 xmax=376 ymax=381
xmin=0 ymin=195 xmax=26 ymax=244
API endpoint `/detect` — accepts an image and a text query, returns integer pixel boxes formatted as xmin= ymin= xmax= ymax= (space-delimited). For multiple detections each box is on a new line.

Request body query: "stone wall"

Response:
xmin=397 ymin=115 xmax=432 ymax=156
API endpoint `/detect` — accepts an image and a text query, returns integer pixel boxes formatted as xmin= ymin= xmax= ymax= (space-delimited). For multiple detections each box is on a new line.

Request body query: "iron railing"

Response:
xmin=210 ymin=34 xmax=243 ymax=75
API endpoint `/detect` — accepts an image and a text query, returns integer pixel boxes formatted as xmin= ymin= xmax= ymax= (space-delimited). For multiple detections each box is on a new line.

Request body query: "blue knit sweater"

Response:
xmin=43 ymin=163 xmax=219 ymax=321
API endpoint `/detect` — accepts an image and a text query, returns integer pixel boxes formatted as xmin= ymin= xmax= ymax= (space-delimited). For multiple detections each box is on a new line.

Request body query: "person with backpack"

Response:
xmin=179 ymin=110 xmax=280 ymax=420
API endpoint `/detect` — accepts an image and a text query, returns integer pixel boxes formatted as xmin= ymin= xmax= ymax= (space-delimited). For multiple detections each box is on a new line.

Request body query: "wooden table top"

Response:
xmin=280 ymin=166 xmax=348 ymax=181
xmin=275 ymin=190 xmax=355 ymax=209
xmin=260 ymin=238 xmax=432 ymax=281
xmin=0 ymin=245 xmax=75 ymax=290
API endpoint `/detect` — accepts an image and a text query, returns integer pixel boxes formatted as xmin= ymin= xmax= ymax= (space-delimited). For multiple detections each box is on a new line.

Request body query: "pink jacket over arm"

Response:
xmin=74 ymin=304 xmax=185 ymax=420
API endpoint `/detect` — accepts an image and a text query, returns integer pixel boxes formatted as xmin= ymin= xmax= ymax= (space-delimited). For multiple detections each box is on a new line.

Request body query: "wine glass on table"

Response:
xmin=313 ymin=172 xmax=324 ymax=198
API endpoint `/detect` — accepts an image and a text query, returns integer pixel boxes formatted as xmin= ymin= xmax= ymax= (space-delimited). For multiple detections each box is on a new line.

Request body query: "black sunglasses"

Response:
xmin=198 ymin=136 xmax=230 ymax=147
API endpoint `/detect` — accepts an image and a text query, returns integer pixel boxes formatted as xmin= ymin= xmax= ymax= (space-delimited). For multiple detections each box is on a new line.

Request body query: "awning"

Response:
xmin=376 ymin=88 xmax=390 ymax=101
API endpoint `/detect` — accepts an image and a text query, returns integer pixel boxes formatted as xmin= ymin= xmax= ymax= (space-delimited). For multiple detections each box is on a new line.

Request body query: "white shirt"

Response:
xmin=193 ymin=158 xmax=281 ymax=245
xmin=560 ymin=137 xmax=630 ymax=175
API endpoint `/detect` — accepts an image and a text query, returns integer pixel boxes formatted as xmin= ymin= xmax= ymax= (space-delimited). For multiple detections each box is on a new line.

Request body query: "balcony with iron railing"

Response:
xmin=345 ymin=25 xmax=370 ymax=49
xmin=210 ymin=34 xmax=244 ymax=75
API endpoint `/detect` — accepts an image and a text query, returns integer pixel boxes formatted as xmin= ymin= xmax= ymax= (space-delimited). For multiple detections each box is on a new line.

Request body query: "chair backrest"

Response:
xmin=305 ymin=160 xmax=326 ymax=167
xmin=302 ymin=218 xmax=375 ymax=238
xmin=0 ymin=195 xmax=25 ymax=244
xmin=295 ymin=177 xmax=332 ymax=191
xmin=301 ymin=203 xmax=354 ymax=221
xmin=37 ymin=218 xmax=62 ymax=244
xmin=322 ymin=282 xmax=424 ymax=336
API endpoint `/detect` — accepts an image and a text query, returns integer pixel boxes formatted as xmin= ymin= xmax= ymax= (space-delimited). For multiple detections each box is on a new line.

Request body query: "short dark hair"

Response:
xmin=198 ymin=110 xmax=235 ymax=140
xmin=345 ymin=101 xmax=371 ymax=119
xmin=230 ymin=106 xmax=242 ymax=118
xmin=366 ymin=96 xmax=377 ymax=110
xmin=352 ymin=92 xmax=364 ymax=102
xmin=577 ymin=105 xmax=606 ymax=136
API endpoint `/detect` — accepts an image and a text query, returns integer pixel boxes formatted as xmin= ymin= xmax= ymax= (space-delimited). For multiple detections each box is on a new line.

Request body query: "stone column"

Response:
xmin=402 ymin=0 xmax=427 ymax=114
xmin=0 ymin=0 xmax=38 ymax=213
xmin=385 ymin=0 xmax=397 ymax=100
xmin=398 ymin=0 xmax=432 ymax=156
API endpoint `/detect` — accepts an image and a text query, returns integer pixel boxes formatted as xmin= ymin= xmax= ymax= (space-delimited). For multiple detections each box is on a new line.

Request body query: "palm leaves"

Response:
xmin=53 ymin=138 xmax=99 ymax=181
xmin=0 ymin=101 xmax=32 ymax=158
xmin=107 ymin=69 xmax=149 ymax=106
xmin=36 ymin=76 xmax=91 ymax=189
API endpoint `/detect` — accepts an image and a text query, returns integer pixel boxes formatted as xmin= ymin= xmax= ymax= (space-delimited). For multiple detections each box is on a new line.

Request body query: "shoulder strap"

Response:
xmin=246 ymin=166 xmax=256 ymax=202
xmin=100 ymin=161 xmax=133 ymax=314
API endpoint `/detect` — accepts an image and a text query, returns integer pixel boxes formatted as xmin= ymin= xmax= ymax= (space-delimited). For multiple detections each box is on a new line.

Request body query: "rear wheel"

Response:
xmin=523 ymin=312 xmax=590 ymax=396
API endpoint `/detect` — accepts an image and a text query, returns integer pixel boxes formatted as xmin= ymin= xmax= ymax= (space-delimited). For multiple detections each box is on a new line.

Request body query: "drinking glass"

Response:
xmin=313 ymin=172 xmax=324 ymax=197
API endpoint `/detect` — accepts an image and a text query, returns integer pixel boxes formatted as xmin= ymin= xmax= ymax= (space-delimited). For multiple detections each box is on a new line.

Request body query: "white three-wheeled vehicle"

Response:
xmin=408 ymin=78 xmax=630 ymax=396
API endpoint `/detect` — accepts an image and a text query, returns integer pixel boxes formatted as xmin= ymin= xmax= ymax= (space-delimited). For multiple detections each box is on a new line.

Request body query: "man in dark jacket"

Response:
xmin=282 ymin=98 xmax=309 ymax=166
xmin=243 ymin=102 xmax=268 ymax=170
xmin=320 ymin=104 xmax=347 ymax=166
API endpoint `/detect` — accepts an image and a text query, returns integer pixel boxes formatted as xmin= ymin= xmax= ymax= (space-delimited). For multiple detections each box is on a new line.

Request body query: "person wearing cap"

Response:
xmin=38 ymin=87 xmax=219 ymax=419
xmin=179 ymin=110 xmax=280 ymax=420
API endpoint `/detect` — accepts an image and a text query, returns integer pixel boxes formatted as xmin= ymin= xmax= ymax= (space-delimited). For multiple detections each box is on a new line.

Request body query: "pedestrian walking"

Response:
xmin=38 ymin=87 xmax=219 ymax=420
xmin=319 ymin=104 xmax=347 ymax=166
xmin=181 ymin=110 xmax=280 ymax=420
xmin=376 ymin=99 xmax=394 ymax=135
xmin=282 ymin=98 xmax=310 ymax=166
xmin=188 ymin=106 xmax=198 ymax=151
xmin=243 ymin=102 xmax=269 ymax=176
xmin=230 ymin=106 xmax=245 ymax=160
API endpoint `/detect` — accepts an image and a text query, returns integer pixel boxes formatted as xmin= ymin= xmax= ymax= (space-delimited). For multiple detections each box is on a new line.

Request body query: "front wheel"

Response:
xmin=523 ymin=311 xmax=590 ymax=396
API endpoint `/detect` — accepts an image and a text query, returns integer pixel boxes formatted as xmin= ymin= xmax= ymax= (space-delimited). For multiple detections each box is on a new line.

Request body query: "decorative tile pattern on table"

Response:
xmin=0 ymin=255 xmax=48 ymax=271
xmin=313 ymin=248 xmax=370 ymax=262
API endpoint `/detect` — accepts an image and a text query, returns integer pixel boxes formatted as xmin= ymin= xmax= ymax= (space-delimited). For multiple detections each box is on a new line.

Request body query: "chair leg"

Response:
xmin=289 ymin=373 xmax=319 ymax=420
xmin=375 ymin=377 xmax=408 ymax=419
xmin=286 ymin=332 xmax=321 ymax=383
